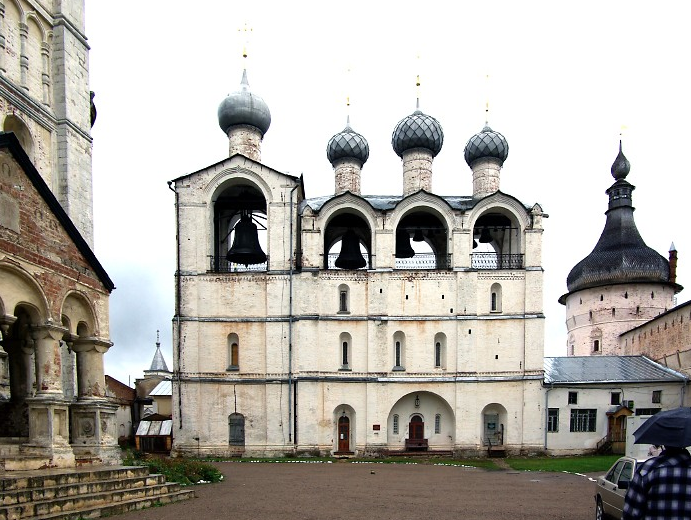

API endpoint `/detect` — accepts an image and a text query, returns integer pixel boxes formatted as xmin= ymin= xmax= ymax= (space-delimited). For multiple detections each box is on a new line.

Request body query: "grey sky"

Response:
xmin=86 ymin=1 xmax=691 ymax=385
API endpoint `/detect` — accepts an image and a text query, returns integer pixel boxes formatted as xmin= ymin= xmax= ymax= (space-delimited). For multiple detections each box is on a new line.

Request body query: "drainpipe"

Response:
xmin=168 ymin=181 xmax=183 ymax=429
xmin=288 ymin=183 xmax=299 ymax=445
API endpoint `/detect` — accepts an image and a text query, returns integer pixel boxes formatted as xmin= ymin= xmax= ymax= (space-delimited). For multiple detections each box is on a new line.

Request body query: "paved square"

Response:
xmin=111 ymin=461 xmax=595 ymax=520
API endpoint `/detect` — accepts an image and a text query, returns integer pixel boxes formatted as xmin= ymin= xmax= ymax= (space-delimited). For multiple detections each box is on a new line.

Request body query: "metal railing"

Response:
xmin=471 ymin=253 xmax=523 ymax=270
xmin=209 ymin=256 xmax=268 ymax=273
xmin=395 ymin=253 xmax=451 ymax=270
xmin=326 ymin=253 xmax=372 ymax=270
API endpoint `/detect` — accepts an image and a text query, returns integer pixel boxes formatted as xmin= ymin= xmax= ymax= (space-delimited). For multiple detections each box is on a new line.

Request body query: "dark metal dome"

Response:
xmin=218 ymin=70 xmax=271 ymax=136
xmin=565 ymin=145 xmax=670 ymax=294
xmin=391 ymin=110 xmax=444 ymax=158
xmin=464 ymin=125 xmax=509 ymax=166
xmin=327 ymin=121 xmax=369 ymax=165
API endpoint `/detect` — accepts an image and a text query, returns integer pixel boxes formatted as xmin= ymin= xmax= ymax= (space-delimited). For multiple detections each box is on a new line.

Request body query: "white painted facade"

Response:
xmin=170 ymin=81 xmax=548 ymax=458
xmin=544 ymin=379 xmax=686 ymax=455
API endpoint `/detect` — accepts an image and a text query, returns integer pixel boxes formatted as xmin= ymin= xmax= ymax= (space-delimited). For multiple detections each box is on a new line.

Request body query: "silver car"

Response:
xmin=594 ymin=456 xmax=645 ymax=520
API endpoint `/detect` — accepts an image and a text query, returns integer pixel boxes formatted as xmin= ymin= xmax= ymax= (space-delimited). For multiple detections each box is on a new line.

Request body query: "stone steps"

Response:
xmin=0 ymin=466 xmax=196 ymax=520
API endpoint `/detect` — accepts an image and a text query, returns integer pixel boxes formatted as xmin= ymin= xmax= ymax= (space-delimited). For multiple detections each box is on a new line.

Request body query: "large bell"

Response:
xmin=478 ymin=227 xmax=493 ymax=243
xmin=227 ymin=214 xmax=267 ymax=266
xmin=395 ymin=229 xmax=415 ymax=258
xmin=413 ymin=228 xmax=424 ymax=242
xmin=335 ymin=229 xmax=366 ymax=269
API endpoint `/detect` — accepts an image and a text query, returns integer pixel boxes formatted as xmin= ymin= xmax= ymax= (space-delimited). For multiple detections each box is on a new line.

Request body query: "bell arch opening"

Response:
xmin=472 ymin=211 xmax=523 ymax=269
xmin=324 ymin=212 xmax=372 ymax=270
xmin=394 ymin=210 xmax=449 ymax=269
xmin=213 ymin=183 xmax=268 ymax=272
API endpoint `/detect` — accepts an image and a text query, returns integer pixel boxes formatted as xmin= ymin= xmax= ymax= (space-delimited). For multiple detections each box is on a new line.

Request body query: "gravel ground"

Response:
xmin=112 ymin=461 xmax=598 ymax=520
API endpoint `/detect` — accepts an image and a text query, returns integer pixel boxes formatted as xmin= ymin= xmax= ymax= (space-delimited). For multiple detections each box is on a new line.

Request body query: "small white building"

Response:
xmin=543 ymin=356 xmax=687 ymax=455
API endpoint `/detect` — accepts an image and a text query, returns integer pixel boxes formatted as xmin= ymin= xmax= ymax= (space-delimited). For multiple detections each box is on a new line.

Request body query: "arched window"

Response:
xmin=434 ymin=332 xmax=447 ymax=369
xmin=393 ymin=332 xmax=405 ymax=371
xmin=338 ymin=284 xmax=350 ymax=313
xmin=393 ymin=414 xmax=399 ymax=434
xmin=227 ymin=333 xmax=239 ymax=370
xmin=490 ymin=283 xmax=502 ymax=312
xmin=339 ymin=332 xmax=352 ymax=370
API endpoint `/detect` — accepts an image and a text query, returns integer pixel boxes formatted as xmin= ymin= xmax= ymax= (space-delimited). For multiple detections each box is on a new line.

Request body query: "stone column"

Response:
xmin=32 ymin=324 xmax=67 ymax=396
xmin=70 ymin=337 xmax=120 ymax=465
xmin=19 ymin=21 xmax=28 ymax=90
xmin=71 ymin=337 xmax=111 ymax=399
xmin=0 ymin=2 xmax=6 ymax=73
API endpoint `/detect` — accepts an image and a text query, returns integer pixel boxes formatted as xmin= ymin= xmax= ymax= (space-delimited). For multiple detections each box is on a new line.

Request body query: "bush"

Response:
xmin=122 ymin=449 xmax=223 ymax=485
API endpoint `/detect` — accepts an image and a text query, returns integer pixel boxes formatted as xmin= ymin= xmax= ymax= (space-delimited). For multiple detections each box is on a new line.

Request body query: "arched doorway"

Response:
xmin=337 ymin=415 xmax=350 ymax=453
xmin=407 ymin=414 xmax=427 ymax=451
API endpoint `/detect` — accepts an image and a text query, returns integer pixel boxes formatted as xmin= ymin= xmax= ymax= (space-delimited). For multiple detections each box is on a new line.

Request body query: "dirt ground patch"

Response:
xmin=112 ymin=461 xmax=597 ymax=520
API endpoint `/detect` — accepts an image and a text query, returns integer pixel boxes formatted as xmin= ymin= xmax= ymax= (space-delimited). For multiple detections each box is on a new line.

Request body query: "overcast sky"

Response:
xmin=86 ymin=1 xmax=691 ymax=386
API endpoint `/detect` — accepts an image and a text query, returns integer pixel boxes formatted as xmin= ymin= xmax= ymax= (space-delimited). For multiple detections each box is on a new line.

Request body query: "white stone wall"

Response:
xmin=171 ymin=156 xmax=547 ymax=457
xmin=0 ymin=0 xmax=94 ymax=246
xmin=564 ymin=284 xmax=676 ymax=356
xmin=545 ymin=383 xmax=685 ymax=454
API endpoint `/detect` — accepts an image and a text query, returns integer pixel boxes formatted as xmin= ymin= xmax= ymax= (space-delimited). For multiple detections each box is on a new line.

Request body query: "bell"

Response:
xmin=395 ymin=229 xmax=415 ymax=258
xmin=473 ymin=239 xmax=478 ymax=249
xmin=413 ymin=228 xmax=424 ymax=242
xmin=227 ymin=214 xmax=267 ymax=266
xmin=335 ymin=229 xmax=366 ymax=269
xmin=478 ymin=227 xmax=493 ymax=243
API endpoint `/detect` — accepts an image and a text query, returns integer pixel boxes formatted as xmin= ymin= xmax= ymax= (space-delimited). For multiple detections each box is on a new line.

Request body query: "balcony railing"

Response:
xmin=471 ymin=253 xmax=523 ymax=270
xmin=326 ymin=253 xmax=372 ymax=270
xmin=395 ymin=253 xmax=451 ymax=270
xmin=209 ymin=255 xmax=268 ymax=273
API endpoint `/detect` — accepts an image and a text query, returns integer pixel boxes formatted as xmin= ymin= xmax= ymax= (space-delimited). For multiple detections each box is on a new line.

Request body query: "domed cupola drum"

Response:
xmin=218 ymin=70 xmax=271 ymax=161
xmin=327 ymin=116 xmax=369 ymax=195
xmin=464 ymin=125 xmax=509 ymax=198
xmin=391 ymin=101 xmax=444 ymax=196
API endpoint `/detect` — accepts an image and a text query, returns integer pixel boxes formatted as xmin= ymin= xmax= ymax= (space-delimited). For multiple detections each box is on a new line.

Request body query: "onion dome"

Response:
xmin=464 ymin=125 xmax=509 ymax=166
xmin=391 ymin=110 xmax=444 ymax=157
xmin=611 ymin=141 xmax=631 ymax=180
xmin=326 ymin=118 xmax=369 ymax=166
xmin=564 ymin=144 xmax=671 ymax=294
xmin=218 ymin=70 xmax=271 ymax=136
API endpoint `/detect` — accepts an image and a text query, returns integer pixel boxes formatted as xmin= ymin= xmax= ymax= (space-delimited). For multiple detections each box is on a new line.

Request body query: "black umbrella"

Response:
xmin=633 ymin=407 xmax=691 ymax=448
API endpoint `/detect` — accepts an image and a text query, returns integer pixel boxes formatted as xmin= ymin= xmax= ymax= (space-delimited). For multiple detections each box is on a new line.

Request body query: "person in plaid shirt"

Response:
xmin=622 ymin=446 xmax=691 ymax=519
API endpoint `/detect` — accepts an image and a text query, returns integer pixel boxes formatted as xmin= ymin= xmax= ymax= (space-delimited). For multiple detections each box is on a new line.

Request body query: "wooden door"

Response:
xmin=338 ymin=416 xmax=350 ymax=452
xmin=409 ymin=415 xmax=424 ymax=440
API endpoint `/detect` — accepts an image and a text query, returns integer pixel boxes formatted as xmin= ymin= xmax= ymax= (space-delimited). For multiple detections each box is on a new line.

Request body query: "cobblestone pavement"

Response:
xmin=111 ymin=461 xmax=597 ymax=520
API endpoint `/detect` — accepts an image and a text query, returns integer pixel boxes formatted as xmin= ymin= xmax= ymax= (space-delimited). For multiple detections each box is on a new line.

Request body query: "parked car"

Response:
xmin=595 ymin=456 xmax=647 ymax=520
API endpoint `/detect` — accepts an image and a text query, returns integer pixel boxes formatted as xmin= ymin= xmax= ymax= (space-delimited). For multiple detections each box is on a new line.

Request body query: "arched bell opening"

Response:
xmin=324 ymin=213 xmax=372 ymax=270
xmin=471 ymin=211 xmax=522 ymax=269
xmin=395 ymin=211 xmax=448 ymax=269
xmin=213 ymin=183 xmax=268 ymax=272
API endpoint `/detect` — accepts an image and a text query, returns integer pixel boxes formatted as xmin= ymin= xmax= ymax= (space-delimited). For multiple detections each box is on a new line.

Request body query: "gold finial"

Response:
xmin=485 ymin=74 xmax=490 ymax=126
xmin=239 ymin=23 xmax=252 ymax=60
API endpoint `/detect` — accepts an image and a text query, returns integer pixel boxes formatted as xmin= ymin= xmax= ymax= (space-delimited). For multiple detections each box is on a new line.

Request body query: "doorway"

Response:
xmin=337 ymin=415 xmax=350 ymax=453
xmin=406 ymin=414 xmax=427 ymax=450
